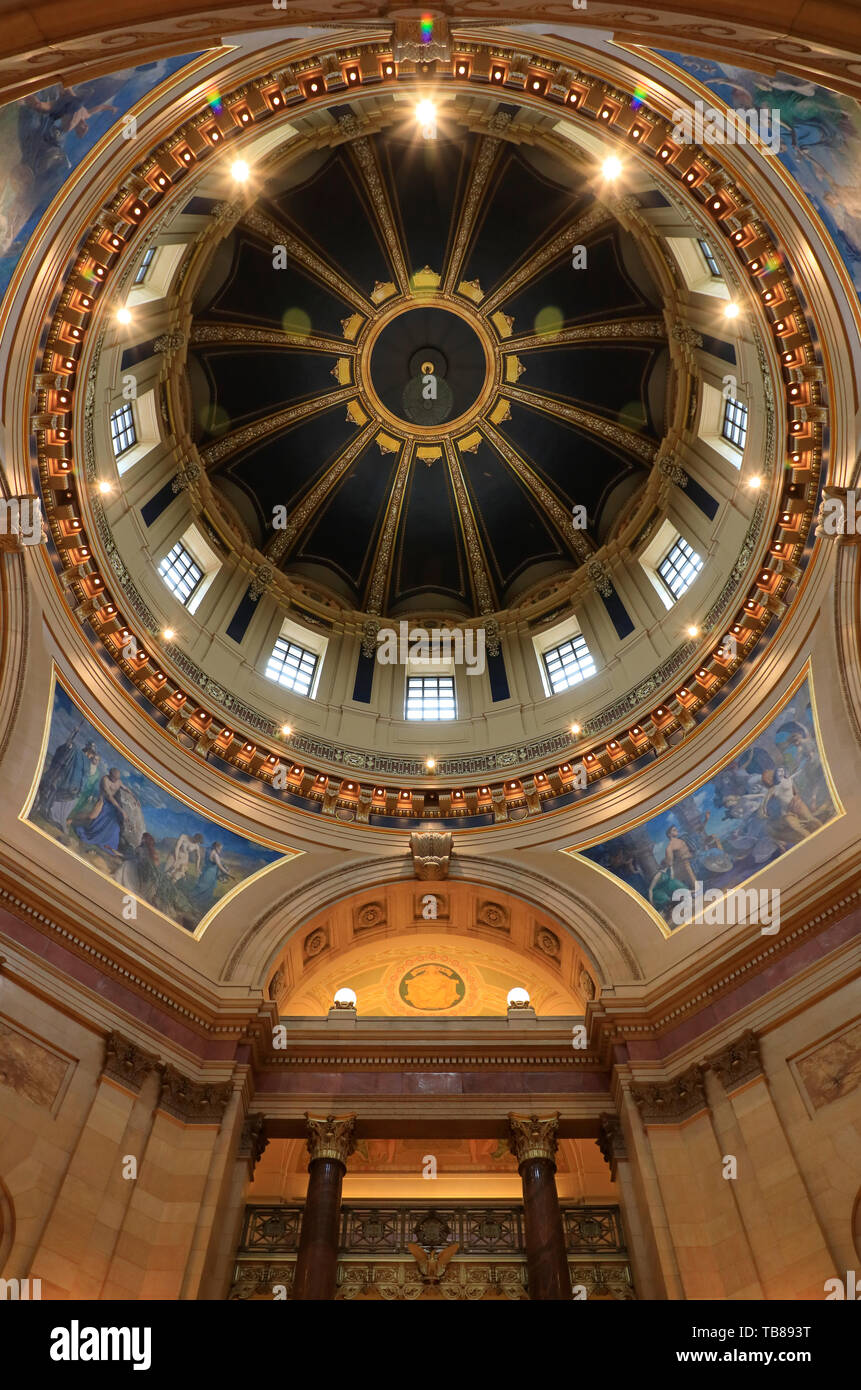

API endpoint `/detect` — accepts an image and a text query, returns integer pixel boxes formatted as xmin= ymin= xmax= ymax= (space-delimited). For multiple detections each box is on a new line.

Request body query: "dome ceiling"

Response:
xmin=24 ymin=30 xmax=827 ymax=823
xmin=186 ymin=124 xmax=667 ymax=616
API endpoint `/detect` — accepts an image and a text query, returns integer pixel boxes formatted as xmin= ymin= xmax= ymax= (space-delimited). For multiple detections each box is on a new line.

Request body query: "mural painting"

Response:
xmin=24 ymin=675 xmax=297 ymax=934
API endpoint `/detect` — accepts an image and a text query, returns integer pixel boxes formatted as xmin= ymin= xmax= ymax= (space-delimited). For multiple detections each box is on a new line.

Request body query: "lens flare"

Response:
xmin=420 ymin=13 xmax=434 ymax=43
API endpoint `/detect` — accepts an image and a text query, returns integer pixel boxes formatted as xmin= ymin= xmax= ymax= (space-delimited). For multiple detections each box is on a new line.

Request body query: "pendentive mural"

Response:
xmin=0 ymin=54 xmax=202 ymax=301
xmin=657 ymin=52 xmax=861 ymax=301
xmin=22 ymin=673 xmax=298 ymax=934
xmin=565 ymin=671 xmax=841 ymax=933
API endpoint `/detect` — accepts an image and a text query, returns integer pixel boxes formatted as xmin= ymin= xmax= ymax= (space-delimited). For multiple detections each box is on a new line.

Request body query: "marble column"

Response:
xmin=292 ymin=1113 xmax=356 ymax=1300
xmin=509 ymin=1112 xmax=572 ymax=1300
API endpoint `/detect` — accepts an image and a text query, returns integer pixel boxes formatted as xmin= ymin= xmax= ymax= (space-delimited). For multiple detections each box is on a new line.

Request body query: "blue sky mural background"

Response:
xmin=571 ymin=676 xmax=839 ymax=930
xmin=27 ymin=681 xmax=288 ymax=934
xmin=0 ymin=55 xmax=200 ymax=300
xmin=659 ymin=52 xmax=861 ymax=302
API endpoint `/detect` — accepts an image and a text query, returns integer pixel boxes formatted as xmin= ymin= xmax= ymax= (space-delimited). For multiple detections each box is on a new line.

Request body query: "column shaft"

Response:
xmin=519 ymin=1156 xmax=572 ymax=1300
xmin=292 ymin=1158 xmax=346 ymax=1300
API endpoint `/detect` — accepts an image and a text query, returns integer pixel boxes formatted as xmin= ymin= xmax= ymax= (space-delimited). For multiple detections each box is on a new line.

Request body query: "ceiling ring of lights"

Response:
xmin=28 ymin=34 xmax=826 ymax=827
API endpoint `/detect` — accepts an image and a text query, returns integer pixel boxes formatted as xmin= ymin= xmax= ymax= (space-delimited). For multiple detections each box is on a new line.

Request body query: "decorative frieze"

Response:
xmin=707 ymin=1030 xmax=763 ymax=1091
xmin=158 ymin=1064 xmax=233 ymax=1124
xmin=630 ymin=1064 xmax=707 ymax=1124
xmin=103 ymin=1030 xmax=161 ymax=1093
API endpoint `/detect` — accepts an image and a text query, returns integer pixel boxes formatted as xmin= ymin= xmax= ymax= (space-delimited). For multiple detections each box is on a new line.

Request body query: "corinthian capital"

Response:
xmin=305 ymin=1112 xmax=357 ymax=1166
xmin=508 ymin=1112 xmax=560 ymax=1166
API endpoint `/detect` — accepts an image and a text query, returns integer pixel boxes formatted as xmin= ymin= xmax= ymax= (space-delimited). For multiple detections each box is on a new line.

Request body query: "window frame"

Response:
xmin=657 ymin=535 xmax=704 ymax=603
xmin=404 ymin=673 xmax=457 ymax=722
xmin=721 ymin=395 xmax=749 ymax=451
xmin=264 ymin=636 xmax=320 ymax=699
xmin=109 ymin=402 xmax=137 ymax=458
xmin=158 ymin=540 xmax=204 ymax=608
xmin=541 ymin=633 xmax=597 ymax=696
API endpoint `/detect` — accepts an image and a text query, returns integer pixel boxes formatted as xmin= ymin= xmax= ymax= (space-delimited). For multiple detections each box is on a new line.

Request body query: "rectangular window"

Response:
xmin=721 ymin=396 xmax=748 ymax=450
xmin=658 ymin=536 xmax=703 ymax=601
xmin=110 ymin=403 xmax=137 ymax=458
xmin=542 ymin=634 xmax=597 ymax=695
xmin=158 ymin=541 xmax=203 ymax=607
xmin=698 ymin=238 xmax=721 ymax=278
xmin=265 ymin=637 xmax=319 ymax=697
xmin=133 ymin=247 xmax=157 ymax=285
xmin=405 ymin=674 xmax=456 ymax=721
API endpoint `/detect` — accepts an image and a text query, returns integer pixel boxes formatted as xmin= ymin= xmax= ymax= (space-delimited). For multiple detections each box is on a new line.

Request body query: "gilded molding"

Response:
xmin=443 ymin=438 xmax=496 ymax=613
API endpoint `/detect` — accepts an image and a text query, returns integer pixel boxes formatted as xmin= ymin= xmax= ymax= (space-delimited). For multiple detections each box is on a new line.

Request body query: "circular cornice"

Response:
xmin=27 ymin=33 xmax=827 ymax=827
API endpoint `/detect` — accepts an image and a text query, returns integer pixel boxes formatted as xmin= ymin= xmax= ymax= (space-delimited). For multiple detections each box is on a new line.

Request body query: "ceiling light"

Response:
xmin=281 ymin=723 xmax=292 ymax=736
xmin=116 ymin=307 xmax=131 ymax=324
xmin=97 ymin=481 xmax=112 ymax=495
xmin=416 ymin=99 xmax=437 ymax=136
xmin=507 ymin=987 xmax=530 ymax=1009
xmin=231 ymin=160 xmax=249 ymax=182
xmin=686 ymin=625 xmax=699 ymax=638
xmin=333 ymin=987 xmax=357 ymax=1009
xmin=425 ymin=756 xmax=436 ymax=769
xmin=602 ymin=156 xmax=622 ymax=180
xmin=570 ymin=722 xmax=581 ymax=735
xmin=723 ymin=302 xmax=740 ymax=319
xmin=748 ymin=475 xmax=762 ymax=488
xmin=163 ymin=627 xmax=175 ymax=641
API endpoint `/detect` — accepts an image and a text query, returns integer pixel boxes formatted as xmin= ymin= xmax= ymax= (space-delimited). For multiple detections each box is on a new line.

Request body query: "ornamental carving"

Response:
xmin=268 ymin=966 xmax=285 ymax=1001
xmin=305 ymin=1112 xmax=357 ymax=1166
xmin=103 ymin=1030 xmax=161 ymax=1093
xmin=534 ymin=924 xmax=561 ymax=960
xmin=579 ymin=968 xmax=596 ymax=1001
xmin=354 ymin=901 xmax=386 ymax=932
xmin=630 ymin=1065 xmax=707 ymax=1124
xmin=409 ymin=831 xmax=452 ymax=880
xmin=597 ymin=1113 xmax=627 ymax=1178
xmin=508 ymin=1112 xmax=561 ymax=1166
xmin=476 ymin=901 xmax=509 ymax=932
xmin=238 ymin=1113 xmax=269 ymax=1174
xmin=158 ymin=1065 xmax=233 ymax=1124
xmin=303 ymin=927 xmax=329 ymax=961
xmin=706 ymin=1030 xmax=763 ymax=1091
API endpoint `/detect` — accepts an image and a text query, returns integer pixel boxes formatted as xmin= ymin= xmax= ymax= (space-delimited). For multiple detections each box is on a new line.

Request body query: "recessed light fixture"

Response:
xmin=570 ymin=722 xmax=581 ymax=735
xmin=281 ymin=723 xmax=292 ymax=736
xmin=231 ymin=159 xmax=249 ymax=182
xmin=602 ymin=156 xmax=622 ymax=180
xmin=723 ymin=302 xmax=740 ymax=319
xmin=116 ymin=307 xmax=131 ymax=324
xmin=686 ymin=625 xmax=699 ymax=638
xmin=163 ymin=627 xmax=175 ymax=641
